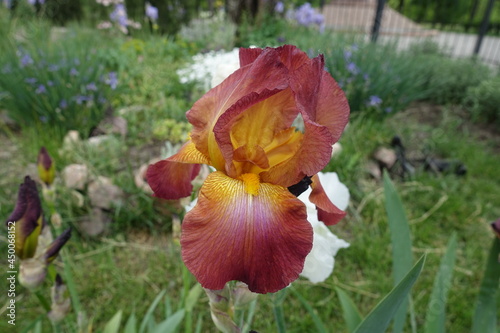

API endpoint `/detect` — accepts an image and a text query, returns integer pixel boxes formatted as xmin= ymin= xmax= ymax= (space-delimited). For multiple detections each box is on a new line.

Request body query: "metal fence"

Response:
xmin=321 ymin=0 xmax=500 ymax=67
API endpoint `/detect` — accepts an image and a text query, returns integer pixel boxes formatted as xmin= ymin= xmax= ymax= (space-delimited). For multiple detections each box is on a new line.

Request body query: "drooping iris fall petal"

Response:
xmin=181 ymin=171 xmax=313 ymax=293
xmin=6 ymin=176 xmax=44 ymax=259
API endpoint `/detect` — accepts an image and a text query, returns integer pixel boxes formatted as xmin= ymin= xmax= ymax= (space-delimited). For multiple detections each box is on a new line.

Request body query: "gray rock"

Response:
xmin=87 ymin=176 xmax=123 ymax=210
xmin=62 ymin=164 xmax=89 ymax=190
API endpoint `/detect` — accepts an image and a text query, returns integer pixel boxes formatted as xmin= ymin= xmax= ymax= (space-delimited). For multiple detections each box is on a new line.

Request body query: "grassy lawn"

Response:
xmin=0 ymin=6 xmax=499 ymax=333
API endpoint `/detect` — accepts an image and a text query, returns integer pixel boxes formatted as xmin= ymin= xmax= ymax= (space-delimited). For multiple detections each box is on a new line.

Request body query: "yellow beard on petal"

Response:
xmin=238 ymin=173 xmax=260 ymax=196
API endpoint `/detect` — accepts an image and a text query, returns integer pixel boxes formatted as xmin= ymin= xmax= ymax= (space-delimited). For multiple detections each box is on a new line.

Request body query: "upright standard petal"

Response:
xmin=146 ymin=141 xmax=209 ymax=200
xmin=187 ymin=48 xmax=289 ymax=170
xmin=181 ymin=171 xmax=313 ymax=293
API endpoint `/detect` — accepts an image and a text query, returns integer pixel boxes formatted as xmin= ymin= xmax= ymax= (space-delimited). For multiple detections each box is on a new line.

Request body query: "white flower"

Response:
xmin=298 ymin=172 xmax=350 ymax=283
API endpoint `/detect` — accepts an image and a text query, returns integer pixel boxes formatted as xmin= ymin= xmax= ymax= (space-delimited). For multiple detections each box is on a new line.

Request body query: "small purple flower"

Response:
xmin=73 ymin=58 xmax=80 ymax=65
xmin=110 ymin=3 xmax=128 ymax=28
xmin=346 ymin=62 xmax=359 ymax=75
xmin=105 ymin=72 xmax=118 ymax=90
xmin=368 ymin=95 xmax=383 ymax=107
xmin=70 ymin=68 xmax=79 ymax=76
xmin=20 ymin=53 xmax=34 ymax=67
xmin=363 ymin=73 xmax=370 ymax=81
xmin=385 ymin=107 xmax=393 ymax=113
xmin=276 ymin=36 xmax=286 ymax=43
xmin=40 ymin=116 xmax=47 ymax=123
xmin=145 ymin=2 xmax=158 ymax=21
xmin=48 ymin=64 xmax=59 ymax=71
xmin=47 ymin=80 xmax=54 ymax=86
xmin=59 ymin=99 xmax=68 ymax=109
xmin=275 ymin=1 xmax=284 ymax=13
xmin=25 ymin=78 xmax=37 ymax=84
xmin=98 ymin=96 xmax=107 ymax=104
xmin=74 ymin=95 xmax=90 ymax=105
xmin=86 ymin=82 xmax=97 ymax=91
xmin=343 ymin=50 xmax=352 ymax=60
xmin=35 ymin=84 xmax=47 ymax=94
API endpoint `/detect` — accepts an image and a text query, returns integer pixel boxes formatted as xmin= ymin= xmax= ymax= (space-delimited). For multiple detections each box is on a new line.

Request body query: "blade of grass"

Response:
xmin=138 ymin=290 xmax=167 ymax=333
xmin=472 ymin=237 xmax=500 ymax=333
xmin=424 ymin=233 xmax=458 ymax=333
xmin=354 ymin=255 xmax=426 ymax=333
xmin=289 ymin=287 xmax=328 ymax=333
xmin=335 ymin=287 xmax=363 ymax=332
xmin=153 ymin=309 xmax=185 ymax=333
xmin=383 ymin=170 xmax=413 ymax=333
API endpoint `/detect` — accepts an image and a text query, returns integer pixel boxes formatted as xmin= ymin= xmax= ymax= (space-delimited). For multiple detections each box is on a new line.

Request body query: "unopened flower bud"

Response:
xmin=6 ymin=176 xmax=44 ymax=259
xmin=48 ymin=274 xmax=71 ymax=323
xmin=37 ymin=147 xmax=55 ymax=186
xmin=19 ymin=258 xmax=47 ymax=290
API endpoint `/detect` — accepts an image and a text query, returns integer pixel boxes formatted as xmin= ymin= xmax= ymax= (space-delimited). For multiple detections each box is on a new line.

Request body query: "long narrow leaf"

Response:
xmin=472 ymin=237 xmax=500 ymax=333
xmin=124 ymin=312 xmax=137 ymax=333
xmin=103 ymin=310 xmax=123 ymax=333
xmin=424 ymin=233 xmax=458 ymax=333
xmin=139 ymin=290 xmax=167 ymax=333
xmin=185 ymin=283 xmax=203 ymax=312
xmin=290 ymin=287 xmax=328 ymax=333
xmin=383 ymin=170 xmax=413 ymax=333
xmin=153 ymin=309 xmax=185 ymax=333
xmin=335 ymin=287 xmax=363 ymax=332
xmin=354 ymin=255 xmax=426 ymax=333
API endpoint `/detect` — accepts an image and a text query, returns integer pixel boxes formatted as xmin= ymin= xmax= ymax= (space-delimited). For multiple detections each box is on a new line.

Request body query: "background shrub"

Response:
xmin=463 ymin=76 xmax=500 ymax=126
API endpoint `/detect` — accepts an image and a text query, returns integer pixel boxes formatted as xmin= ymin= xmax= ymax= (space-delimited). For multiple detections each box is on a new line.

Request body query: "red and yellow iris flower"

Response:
xmin=147 ymin=45 xmax=350 ymax=293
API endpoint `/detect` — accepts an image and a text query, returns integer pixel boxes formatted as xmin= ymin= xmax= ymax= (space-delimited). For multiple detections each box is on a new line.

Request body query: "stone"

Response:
xmin=87 ymin=135 xmax=113 ymax=147
xmin=62 ymin=164 xmax=89 ymax=190
xmin=366 ymin=160 xmax=382 ymax=180
xmin=87 ymin=176 xmax=123 ymax=210
xmin=373 ymin=147 xmax=397 ymax=169
xmin=79 ymin=208 xmax=111 ymax=236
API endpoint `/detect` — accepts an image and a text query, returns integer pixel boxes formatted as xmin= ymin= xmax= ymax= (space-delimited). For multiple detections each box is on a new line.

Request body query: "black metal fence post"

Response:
xmin=371 ymin=0 xmax=386 ymax=43
xmin=473 ymin=0 xmax=496 ymax=55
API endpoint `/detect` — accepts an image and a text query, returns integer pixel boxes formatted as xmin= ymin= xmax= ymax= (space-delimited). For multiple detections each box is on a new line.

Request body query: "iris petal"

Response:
xmin=146 ymin=141 xmax=208 ymax=200
xmin=309 ymin=174 xmax=346 ymax=226
xmin=181 ymin=171 xmax=313 ymax=293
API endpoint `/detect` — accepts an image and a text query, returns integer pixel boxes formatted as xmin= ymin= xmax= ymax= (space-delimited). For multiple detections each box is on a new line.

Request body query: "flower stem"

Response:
xmin=273 ymin=289 xmax=288 ymax=333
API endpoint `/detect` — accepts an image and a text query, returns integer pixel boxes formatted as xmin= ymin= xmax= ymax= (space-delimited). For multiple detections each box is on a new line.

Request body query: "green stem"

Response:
xmin=273 ymin=289 xmax=288 ymax=333
xmin=62 ymin=249 xmax=81 ymax=314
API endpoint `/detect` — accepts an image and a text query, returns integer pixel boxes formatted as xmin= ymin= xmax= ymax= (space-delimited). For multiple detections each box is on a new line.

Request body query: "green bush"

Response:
xmin=424 ymin=57 xmax=491 ymax=105
xmin=463 ymin=76 xmax=500 ymax=126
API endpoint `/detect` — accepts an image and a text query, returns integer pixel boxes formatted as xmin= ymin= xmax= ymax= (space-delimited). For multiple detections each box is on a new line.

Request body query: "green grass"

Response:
xmin=0 ymin=14 xmax=499 ymax=333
